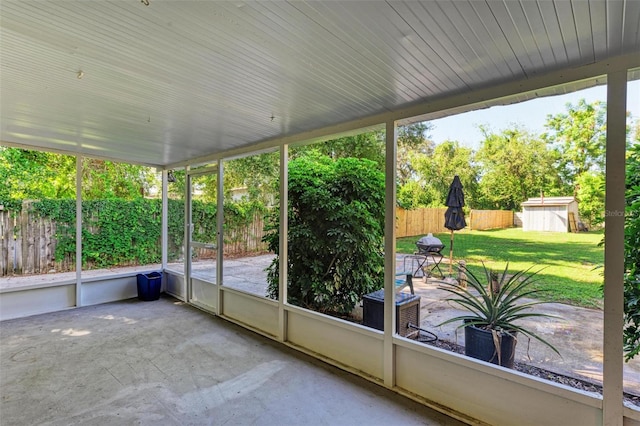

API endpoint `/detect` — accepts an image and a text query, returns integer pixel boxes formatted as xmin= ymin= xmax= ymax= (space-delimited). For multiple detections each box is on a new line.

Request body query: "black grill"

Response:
xmin=416 ymin=235 xmax=445 ymax=254
xmin=416 ymin=242 xmax=444 ymax=254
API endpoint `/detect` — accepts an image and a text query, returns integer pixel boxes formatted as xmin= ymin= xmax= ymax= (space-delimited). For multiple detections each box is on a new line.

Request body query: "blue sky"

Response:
xmin=429 ymin=80 xmax=640 ymax=149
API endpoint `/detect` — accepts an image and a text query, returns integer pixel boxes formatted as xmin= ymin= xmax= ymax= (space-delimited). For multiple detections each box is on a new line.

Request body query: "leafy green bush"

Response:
xmin=624 ymin=142 xmax=640 ymax=360
xmin=24 ymin=198 xmax=265 ymax=270
xmin=30 ymin=199 xmax=163 ymax=268
xmin=263 ymin=155 xmax=385 ymax=315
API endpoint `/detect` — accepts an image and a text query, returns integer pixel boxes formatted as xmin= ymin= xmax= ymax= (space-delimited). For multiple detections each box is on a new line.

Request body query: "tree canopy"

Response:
xmin=410 ymin=140 xmax=478 ymax=208
xmin=623 ymin=132 xmax=640 ymax=361
xmin=0 ymin=147 xmax=158 ymax=205
xmin=0 ymin=148 xmax=75 ymax=202
xmin=541 ymin=100 xmax=610 ymax=226
xmin=543 ymin=99 xmax=607 ymax=192
xmin=475 ymin=126 xmax=560 ymax=210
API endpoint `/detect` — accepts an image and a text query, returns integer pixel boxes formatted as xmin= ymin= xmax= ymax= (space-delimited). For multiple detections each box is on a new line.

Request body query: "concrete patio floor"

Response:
xmin=2 ymin=252 xmax=640 ymax=399
xmin=0 ymin=297 xmax=466 ymax=426
xmin=174 ymin=253 xmax=640 ymax=397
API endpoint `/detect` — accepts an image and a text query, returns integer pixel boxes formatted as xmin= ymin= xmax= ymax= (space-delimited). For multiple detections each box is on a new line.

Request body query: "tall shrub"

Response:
xmin=624 ymin=142 xmax=640 ymax=360
xmin=263 ymin=155 xmax=385 ymax=315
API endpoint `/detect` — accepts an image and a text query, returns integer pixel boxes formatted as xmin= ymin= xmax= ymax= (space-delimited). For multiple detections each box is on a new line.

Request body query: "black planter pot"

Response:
xmin=464 ymin=324 xmax=517 ymax=368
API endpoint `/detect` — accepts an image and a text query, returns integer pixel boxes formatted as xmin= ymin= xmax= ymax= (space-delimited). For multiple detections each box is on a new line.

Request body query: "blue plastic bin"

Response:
xmin=136 ymin=272 xmax=162 ymax=301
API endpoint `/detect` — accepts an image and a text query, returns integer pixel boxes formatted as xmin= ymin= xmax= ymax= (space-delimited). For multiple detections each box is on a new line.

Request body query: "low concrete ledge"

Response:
xmin=0 ymin=269 xmax=162 ymax=321
xmin=0 ymin=269 xmax=160 ymax=294
xmin=1 ymin=284 xmax=76 ymax=321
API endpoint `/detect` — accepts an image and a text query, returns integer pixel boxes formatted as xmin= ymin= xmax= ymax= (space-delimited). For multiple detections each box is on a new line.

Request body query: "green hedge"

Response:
xmin=24 ymin=198 xmax=266 ymax=269
xmin=624 ymin=143 xmax=640 ymax=360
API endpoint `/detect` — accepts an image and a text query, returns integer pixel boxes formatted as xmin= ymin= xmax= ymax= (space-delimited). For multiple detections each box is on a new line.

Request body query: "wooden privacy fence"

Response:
xmin=0 ymin=209 xmax=21 ymax=276
xmin=19 ymin=205 xmax=75 ymax=275
xmin=1 ymin=205 xmax=268 ymax=277
xmin=224 ymin=214 xmax=267 ymax=255
xmin=396 ymin=207 xmax=514 ymax=237
xmin=2 ymin=203 xmax=75 ymax=276
xmin=396 ymin=207 xmax=448 ymax=238
xmin=2 ymin=205 xmax=75 ymax=276
xmin=194 ymin=214 xmax=268 ymax=259
xmin=468 ymin=209 xmax=514 ymax=231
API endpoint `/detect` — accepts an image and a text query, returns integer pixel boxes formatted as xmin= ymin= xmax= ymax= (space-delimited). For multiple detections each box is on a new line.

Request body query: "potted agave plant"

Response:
xmin=439 ymin=263 xmax=561 ymax=368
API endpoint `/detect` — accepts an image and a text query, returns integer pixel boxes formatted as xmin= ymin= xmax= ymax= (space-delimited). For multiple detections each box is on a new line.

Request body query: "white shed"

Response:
xmin=521 ymin=197 xmax=580 ymax=232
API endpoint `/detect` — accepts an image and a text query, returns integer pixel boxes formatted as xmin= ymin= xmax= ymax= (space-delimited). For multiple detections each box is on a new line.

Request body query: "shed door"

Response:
xmin=543 ymin=206 xmax=567 ymax=232
xmin=523 ymin=206 xmax=568 ymax=232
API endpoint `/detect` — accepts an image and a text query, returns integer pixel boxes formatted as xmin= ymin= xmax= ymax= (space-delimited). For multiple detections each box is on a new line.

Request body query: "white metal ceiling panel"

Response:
xmin=518 ymin=1 xmax=556 ymax=68
xmin=290 ymin=1 xmax=448 ymax=98
xmin=1 ymin=0 xmax=639 ymax=167
xmin=441 ymin=1 xmax=515 ymax=81
xmin=588 ymin=0 xmax=608 ymax=60
xmin=606 ymin=0 xmax=626 ymax=55
xmin=572 ymin=1 xmax=596 ymax=62
xmin=622 ymin=0 xmax=640 ymax=51
xmin=494 ymin=0 xmax=543 ymax=73
xmin=468 ymin=1 xmax=525 ymax=77
xmin=393 ymin=1 xmax=483 ymax=88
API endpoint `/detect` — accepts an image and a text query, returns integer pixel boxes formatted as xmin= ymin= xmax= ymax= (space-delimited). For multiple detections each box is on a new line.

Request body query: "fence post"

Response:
xmin=22 ymin=200 xmax=35 ymax=274
xmin=13 ymin=213 xmax=20 ymax=274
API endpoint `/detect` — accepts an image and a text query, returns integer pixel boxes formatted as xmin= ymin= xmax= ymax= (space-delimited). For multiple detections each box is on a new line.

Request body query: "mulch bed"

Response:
xmin=417 ymin=334 xmax=640 ymax=407
xmin=339 ymin=310 xmax=639 ymax=407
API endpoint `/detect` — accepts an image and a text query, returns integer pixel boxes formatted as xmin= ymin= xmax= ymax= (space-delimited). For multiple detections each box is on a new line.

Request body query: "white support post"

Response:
xmin=161 ymin=170 xmax=168 ymax=270
xmin=278 ymin=145 xmax=289 ymax=342
xmin=75 ymin=156 xmax=82 ymax=307
xmin=216 ymin=160 xmax=224 ymax=315
xmin=603 ymin=71 xmax=627 ymax=425
xmin=384 ymin=120 xmax=398 ymax=387
xmin=184 ymin=166 xmax=191 ymax=303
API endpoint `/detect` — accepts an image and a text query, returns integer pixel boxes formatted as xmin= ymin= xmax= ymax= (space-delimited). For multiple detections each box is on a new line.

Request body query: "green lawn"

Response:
xmin=397 ymin=228 xmax=604 ymax=309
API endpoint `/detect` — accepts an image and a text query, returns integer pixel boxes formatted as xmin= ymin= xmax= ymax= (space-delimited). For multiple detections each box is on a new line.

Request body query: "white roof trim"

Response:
xmin=522 ymin=197 xmax=577 ymax=206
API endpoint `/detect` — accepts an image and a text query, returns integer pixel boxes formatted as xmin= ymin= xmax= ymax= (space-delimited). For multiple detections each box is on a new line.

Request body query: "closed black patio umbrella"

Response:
xmin=444 ymin=175 xmax=466 ymax=275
